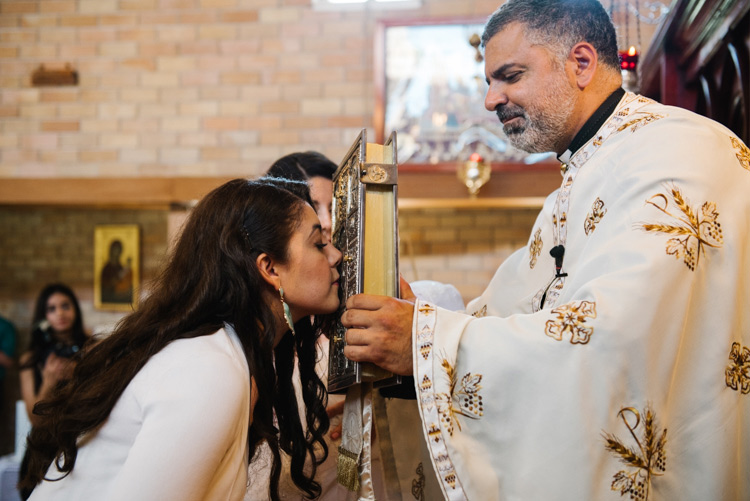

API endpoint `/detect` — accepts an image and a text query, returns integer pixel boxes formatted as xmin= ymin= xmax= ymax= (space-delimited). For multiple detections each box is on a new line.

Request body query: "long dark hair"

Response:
xmin=22 ymin=284 xmax=88 ymax=385
xmin=19 ymin=178 xmax=330 ymax=500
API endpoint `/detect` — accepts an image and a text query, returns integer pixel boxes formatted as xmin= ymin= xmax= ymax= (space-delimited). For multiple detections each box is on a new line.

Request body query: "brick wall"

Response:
xmin=399 ymin=206 xmax=537 ymax=303
xmin=0 ymin=0 xmax=503 ymax=178
xmin=0 ymin=206 xmax=168 ymax=340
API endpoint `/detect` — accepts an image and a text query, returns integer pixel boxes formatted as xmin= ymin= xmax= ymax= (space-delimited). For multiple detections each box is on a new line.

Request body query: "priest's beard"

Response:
xmin=496 ymin=73 xmax=577 ymax=154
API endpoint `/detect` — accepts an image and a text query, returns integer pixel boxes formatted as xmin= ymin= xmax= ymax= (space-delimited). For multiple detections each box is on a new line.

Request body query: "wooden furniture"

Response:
xmin=640 ymin=0 xmax=750 ymax=143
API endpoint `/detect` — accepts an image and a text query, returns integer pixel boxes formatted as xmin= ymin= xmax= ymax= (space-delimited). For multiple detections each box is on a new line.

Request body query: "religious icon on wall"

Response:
xmin=94 ymin=225 xmax=140 ymax=311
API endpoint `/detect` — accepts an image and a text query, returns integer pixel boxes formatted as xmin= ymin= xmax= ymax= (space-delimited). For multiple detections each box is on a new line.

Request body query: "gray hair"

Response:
xmin=482 ymin=0 xmax=620 ymax=71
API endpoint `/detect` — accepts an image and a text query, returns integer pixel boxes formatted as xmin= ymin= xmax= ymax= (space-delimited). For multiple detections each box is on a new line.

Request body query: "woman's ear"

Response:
xmin=568 ymin=41 xmax=598 ymax=90
xmin=256 ymin=252 xmax=280 ymax=289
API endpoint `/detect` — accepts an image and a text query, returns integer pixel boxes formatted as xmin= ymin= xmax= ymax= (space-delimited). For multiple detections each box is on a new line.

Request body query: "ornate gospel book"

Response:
xmin=328 ymin=129 xmax=401 ymax=393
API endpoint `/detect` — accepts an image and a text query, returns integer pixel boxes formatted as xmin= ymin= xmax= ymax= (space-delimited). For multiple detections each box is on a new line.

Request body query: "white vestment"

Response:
xmin=369 ymin=281 xmax=466 ymax=501
xmin=412 ymin=93 xmax=750 ymax=500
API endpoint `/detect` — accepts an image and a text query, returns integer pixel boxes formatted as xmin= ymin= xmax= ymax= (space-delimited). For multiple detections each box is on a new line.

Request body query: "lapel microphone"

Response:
xmin=549 ymin=245 xmax=568 ymax=278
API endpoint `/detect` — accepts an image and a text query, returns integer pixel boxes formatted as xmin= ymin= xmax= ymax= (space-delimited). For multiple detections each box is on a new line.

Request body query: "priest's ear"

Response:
xmin=567 ymin=41 xmax=598 ymax=90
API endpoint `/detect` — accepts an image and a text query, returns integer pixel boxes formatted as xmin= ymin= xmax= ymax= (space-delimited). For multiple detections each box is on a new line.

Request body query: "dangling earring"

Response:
xmin=279 ymin=286 xmax=295 ymax=335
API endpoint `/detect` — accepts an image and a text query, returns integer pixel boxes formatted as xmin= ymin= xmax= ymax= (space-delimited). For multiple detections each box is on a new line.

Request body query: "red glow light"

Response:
xmin=619 ymin=47 xmax=639 ymax=71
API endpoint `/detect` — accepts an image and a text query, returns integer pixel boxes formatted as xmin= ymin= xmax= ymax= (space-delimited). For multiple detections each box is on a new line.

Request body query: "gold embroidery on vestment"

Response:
xmin=585 ymin=197 xmax=607 ymax=235
xmin=418 ymin=303 xmax=435 ymax=315
xmin=419 ymin=342 xmax=432 ymax=360
xmin=428 ymin=424 xmax=441 ymax=443
xmin=730 ymin=136 xmax=750 ymax=171
xmin=433 ymin=453 xmax=458 ymax=489
xmin=616 ymin=113 xmax=664 ymax=133
xmin=726 ymin=342 xmax=750 ymax=394
xmin=529 ymin=228 xmax=542 ymax=269
xmin=411 ymin=462 xmax=425 ymax=500
xmin=471 ymin=305 xmax=487 ymax=318
xmin=641 ymin=185 xmax=723 ymax=271
xmin=435 ymin=359 xmax=483 ymax=436
xmin=417 ymin=324 xmax=432 ymax=338
xmin=545 ymin=300 xmax=597 ymax=344
xmin=444 ymin=472 xmax=457 ymax=489
xmin=604 ymin=406 xmax=667 ymax=501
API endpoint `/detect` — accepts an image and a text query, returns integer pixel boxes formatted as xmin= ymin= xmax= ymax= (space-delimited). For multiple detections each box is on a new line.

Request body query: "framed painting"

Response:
xmin=94 ymin=225 xmax=140 ymax=311
xmin=374 ymin=17 xmax=555 ymax=170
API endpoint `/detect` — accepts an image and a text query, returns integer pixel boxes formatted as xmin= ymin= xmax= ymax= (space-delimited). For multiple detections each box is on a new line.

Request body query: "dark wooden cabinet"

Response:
xmin=641 ymin=0 xmax=750 ymax=143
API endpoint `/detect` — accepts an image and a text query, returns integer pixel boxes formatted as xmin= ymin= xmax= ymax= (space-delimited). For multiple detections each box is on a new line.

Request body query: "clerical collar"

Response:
xmin=558 ymin=87 xmax=626 ymax=167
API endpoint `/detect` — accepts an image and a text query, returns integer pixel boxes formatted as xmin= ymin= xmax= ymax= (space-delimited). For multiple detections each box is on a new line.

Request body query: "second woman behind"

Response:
xmin=20 ymin=178 xmax=342 ymax=501
xmin=19 ymin=283 xmax=90 ymax=428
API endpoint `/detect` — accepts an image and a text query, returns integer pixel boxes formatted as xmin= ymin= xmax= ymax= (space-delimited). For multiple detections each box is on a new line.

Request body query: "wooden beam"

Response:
xmin=398 ymin=167 xmax=560 ymax=199
xmin=0 ymin=168 xmax=561 ymax=208
xmin=399 ymin=197 xmax=545 ymax=210
xmin=0 ymin=177 xmax=236 ymax=208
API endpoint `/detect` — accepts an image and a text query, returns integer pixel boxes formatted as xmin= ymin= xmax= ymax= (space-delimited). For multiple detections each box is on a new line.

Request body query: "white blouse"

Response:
xmin=30 ymin=326 xmax=251 ymax=501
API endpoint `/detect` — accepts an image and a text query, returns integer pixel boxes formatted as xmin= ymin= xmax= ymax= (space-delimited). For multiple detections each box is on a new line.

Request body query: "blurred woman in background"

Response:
xmin=19 ymin=283 xmax=90 ymax=426
xmin=18 ymin=283 xmax=92 ymax=500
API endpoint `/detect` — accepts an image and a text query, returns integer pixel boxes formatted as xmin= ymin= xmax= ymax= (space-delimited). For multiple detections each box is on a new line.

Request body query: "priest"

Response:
xmin=342 ymin=0 xmax=750 ymax=499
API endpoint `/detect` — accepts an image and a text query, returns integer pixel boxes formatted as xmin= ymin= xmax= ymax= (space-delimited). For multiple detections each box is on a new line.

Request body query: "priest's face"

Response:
xmin=484 ymin=22 xmax=579 ymax=155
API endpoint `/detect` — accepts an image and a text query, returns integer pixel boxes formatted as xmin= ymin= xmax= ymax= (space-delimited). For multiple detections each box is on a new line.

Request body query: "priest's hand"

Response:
xmin=342 ymin=277 xmax=416 ymax=376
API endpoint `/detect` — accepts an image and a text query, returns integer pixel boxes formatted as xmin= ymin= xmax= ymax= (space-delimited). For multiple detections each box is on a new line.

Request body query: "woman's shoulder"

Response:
xmin=138 ymin=328 xmax=248 ymax=385
xmin=163 ymin=327 xmax=238 ymax=358
xmin=127 ymin=328 xmax=251 ymax=410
